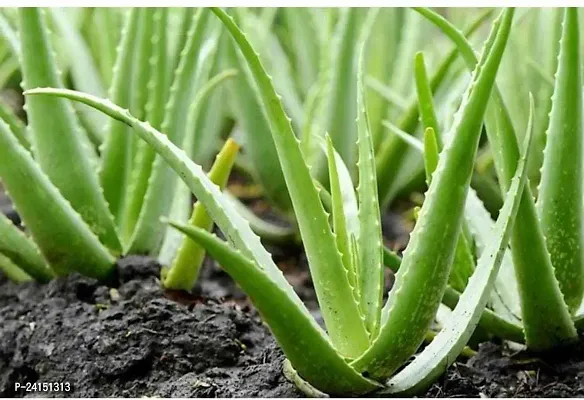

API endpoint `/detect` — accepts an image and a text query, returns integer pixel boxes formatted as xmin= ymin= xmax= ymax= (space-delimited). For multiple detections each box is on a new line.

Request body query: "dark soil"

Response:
xmin=2 ymin=191 xmax=584 ymax=398
xmin=0 ymin=257 xmax=301 ymax=398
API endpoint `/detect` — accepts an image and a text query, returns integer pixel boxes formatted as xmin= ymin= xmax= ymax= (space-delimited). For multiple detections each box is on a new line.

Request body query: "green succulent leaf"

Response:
xmin=128 ymin=9 xmax=213 ymax=253
xmin=383 ymin=112 xmax=522 ymax=326
xmin=355 ymin=9 xmax=384 ymax=339
xmin=19 ymin=8 xmax=121 ymax=254
xmin=24 ymin=88 xmax=379 ymax=395
xmin=0 ymin=253 xmax=32 ymax=283
xmin=422 ymin=127 xmax=439 ymax=186
xmin=536 ymin=7 xmax=584 ymax=314
xmin=99 ymin=9 xmax=140 ymax=231
xmin=384 ymin=103 xmax=533 ymax=396
xmin=375 ymin=8 xmax=494 ymax=208
xmin=166 ymin=224 xmax=380 ymax=395
xmin=0 ymin=213 xmax=53 ymax=282
xmin=120 ymin=7 xmax=168 ymax=246
xmin=211 ymin=7 xmax=370 ymax=358
xmin=163 ymin=138 xmax=240 ymax=290
xmin=50 ymin=8 xmax=107 ymax=144
xmin=222 ymin=25 xmax=292 ymax=214
xmin=352 ymin=8 xmax=514 ymax=379
xmin=325 ymin=134 xmax=358 ymax=296
xmin=415 ymin=6 xmax=578 ymax=350
xmin=0 ymin=117 xmax=115 ymax=279
xmin=414 ymin=52 xmax=440 ymax=137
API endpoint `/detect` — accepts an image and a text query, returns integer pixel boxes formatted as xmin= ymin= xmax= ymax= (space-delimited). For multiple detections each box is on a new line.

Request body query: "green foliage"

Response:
xmin=25 ymin=6 xmax=515 ymax=395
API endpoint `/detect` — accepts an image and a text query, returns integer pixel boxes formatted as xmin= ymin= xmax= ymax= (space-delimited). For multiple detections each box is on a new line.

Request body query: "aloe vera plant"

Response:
xmin=399 ymin=7 xmax=584 ymax=352
xmin=25 ymin=7 xmax=523 ymax=395
xmin=0 ymin=8 xmax=238 ymax=285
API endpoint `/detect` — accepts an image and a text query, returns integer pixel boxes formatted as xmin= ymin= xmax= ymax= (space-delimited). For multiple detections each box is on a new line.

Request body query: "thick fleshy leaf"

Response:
xmin=19 ymin=8 xmax=121 ymax=254
xmin=415 ymin=6 xmax=577 ymax=350
xmin=325 ymin=134 xmax=358 ymax=295
xmin=0 ymin=253 xmax=31 ymax=283
xmin=355 ymin=9 xmax=384 ymax=339
xmin=50 ymin=8 xmax=107 ymax=143
xmin=384 ymin=104 xmax=533 ymax=396
xmin=536 ymin=8 xmax=584 ymax=314
xmin=383 ymin=112 xmax=522 ymax=324
xmin=163 ymin=138 xmax=240 ymax=290
xmin=158 ymin=68 xmax=237 ymax=265
xmin=0 ymin=213 xmax=52 ymax=282
xmin=211 ymin=7 xmax=369 ymax=358
xmin=128 ymin=9 xmax=214 ymax=253
xmin=351 ymin=9 xmax=514 ymax=379
xmin=24 ymin=88 xmax=379 ymax=395
xmin=375 ymin=8 xmax=494 ymax=208
xmin=167 ymin=224 xmax=380 ymax=395
xmin=99 ymin=9 xmax=140 ymax=231
xmin=0 ymin=118 xmax=115 ymax=279
xmin=222 ymin=26 xmax=292 ymax=214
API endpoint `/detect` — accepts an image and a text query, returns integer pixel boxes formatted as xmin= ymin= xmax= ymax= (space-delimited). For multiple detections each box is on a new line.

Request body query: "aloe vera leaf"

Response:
xmin=384 ymin=112 xmax=533 ymax=396
xmin=87 ymin=8 xmax=120 ymax=87
xmin=415 ymin=53 xmax=440 ymax=139
xmin=190 ymin=37 xmax=231 ymax=167
xmin=415 ymin=6 xmax=578 ymax=350
xmin=25 ymin=88 xmax=379 ymax=395
xmin=49 ymin=8 xmax=107 ymax=143
xmin=19 ymin=8 xmax=121 ymax=254
xmin=169 ymin=8 xmax=195 ymax=83
xmin=0 ymin=12 xmax=18 ymax=55
xmin=365 ymin=76 xmax=408 ymax=112
xmin=351 ymin=9 xmax=514 ymax=379
xmin=366 ymin=9 xmax=403 ymax=149
xmin=238 ymin=10 xmax=304 ymax=130
xmin=422 ymin=125 xmax=475 ymax=292
xmin=167 ymin=224 xmax=380 ymax=395
xmin=281 ymin=8 xmax=320 ymax=97
xmin=0 ymin=118 xmax=115 ymax=278
xmin=536 ymin=8 xmax=584 ymax=314
xmin=375 ymin=8 xmax=494 ymax=208
xmin=163 ymin=139 xmax=240 ymax=290
xmin=355 ymin=9 xmax=384 ymax=338
xmin=222 ymin=33 xmax=292 ymax=214
xmin=0 ymin=253 xmax=31 ymax=283
xmin=212 ymin=7 xmax=370 ymax=358
xmin=128 ymin=9 xmax=214 ymax=253
xmin=118 ymin=8 xmax=168 ymax=247
xmin=156 ymin=21 xmax=222 ymax=260
xmin=382 ymin=238 xmax=524 ymax=344
xmin=98 ymin=9 xmax=139 ymax=231
xmin=321 ymin=9 xmax=362 ymax=176
xmin=325 ymin=134 xmax=358 ymax=297
xmin=529 ymin=9 xmax=562 ymax=186
xmin=384 ymin=74 xmax=521 ymax=326
xmin=158 ymin=68 xmax=237 ymax=263
xmin=0 ymin=100 xmax=27 ymax=150
xmin=423 ymin=127 xmax=439 ymax=185
xmin=130 ymin=9 xmax=155 ymax=121
xmin=0 ymin=213 xmax=53 ymax=282
xmin=225 ymin=193 xmax=297 ymax=246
